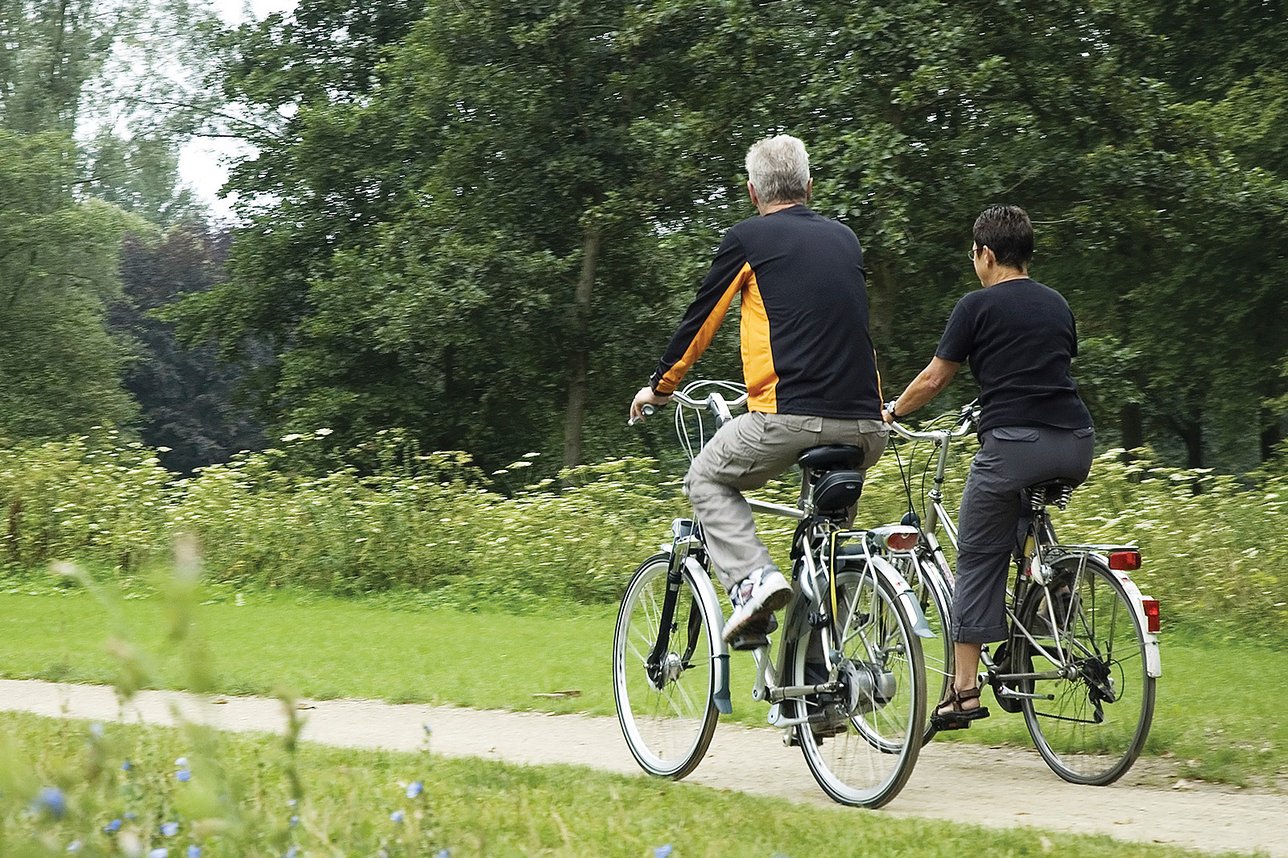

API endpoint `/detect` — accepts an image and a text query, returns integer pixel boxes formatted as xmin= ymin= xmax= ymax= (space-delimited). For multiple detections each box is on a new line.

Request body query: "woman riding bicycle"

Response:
xmin=883 ymin=204 xmax=1095 ymax=729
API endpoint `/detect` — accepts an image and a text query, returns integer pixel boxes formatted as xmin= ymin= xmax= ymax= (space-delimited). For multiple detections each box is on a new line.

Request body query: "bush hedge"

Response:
xmin=0 ymin=430 xmax=1283 ymax=643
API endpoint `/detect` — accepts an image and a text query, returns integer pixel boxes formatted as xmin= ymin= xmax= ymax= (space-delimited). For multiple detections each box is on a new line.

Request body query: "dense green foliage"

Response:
xmin=0 ymin=431 xmax=1283 ymax=643
xmin=0 ymin=0 xmax=230 ymax=448
xmin=2 ymin=1 xmax=1285 ymax=473
xmin=159 ymin=0 xmax=1288 ymax=473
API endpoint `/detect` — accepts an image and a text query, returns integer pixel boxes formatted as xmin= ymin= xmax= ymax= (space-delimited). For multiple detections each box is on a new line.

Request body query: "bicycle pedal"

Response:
xmin=728 ymin=632 xmax=770 ymax=651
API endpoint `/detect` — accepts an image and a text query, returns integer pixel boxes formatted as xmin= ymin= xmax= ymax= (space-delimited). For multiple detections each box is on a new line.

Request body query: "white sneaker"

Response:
xmin=722 ymin=565 xmax=792 ymax=644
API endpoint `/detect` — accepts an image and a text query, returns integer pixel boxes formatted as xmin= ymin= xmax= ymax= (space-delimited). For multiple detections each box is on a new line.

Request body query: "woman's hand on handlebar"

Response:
xmin=629 ymin=386 xmax=673 ymax=425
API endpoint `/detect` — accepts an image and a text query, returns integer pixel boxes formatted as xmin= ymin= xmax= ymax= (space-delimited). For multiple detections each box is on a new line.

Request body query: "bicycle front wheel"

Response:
xmin=1014 ymin=555 xmax=1156 ymax=785
xmin=613 ymin=553 xmax=719 ymax=779
xmin=892 ymin=549 xmax=954 ymax=744
xmin=786 ymin=563 xmax=926 ymax=808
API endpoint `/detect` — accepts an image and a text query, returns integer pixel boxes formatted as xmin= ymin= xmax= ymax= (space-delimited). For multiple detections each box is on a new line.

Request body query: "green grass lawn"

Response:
xmin=0 ymin=710 xmax=1234 ymax=857
xmin=0 ymin=589 xmax=1284 ymax=787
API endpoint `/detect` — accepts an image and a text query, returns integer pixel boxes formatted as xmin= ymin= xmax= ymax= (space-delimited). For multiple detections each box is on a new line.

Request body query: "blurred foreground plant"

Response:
xmin=0 ymin=553 xmax=446 ymax=856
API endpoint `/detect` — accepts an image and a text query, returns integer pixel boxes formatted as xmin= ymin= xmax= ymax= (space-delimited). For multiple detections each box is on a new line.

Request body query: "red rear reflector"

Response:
xmin=1141 ymin=597 xmax=1160 ymax=633
xmin=886 ymin=531 xmax=919 ymax=551
xmin=1108 ymin=550 xmax=1141 ymax=571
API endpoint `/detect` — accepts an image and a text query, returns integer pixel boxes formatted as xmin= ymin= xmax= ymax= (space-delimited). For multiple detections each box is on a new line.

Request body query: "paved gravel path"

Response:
xmin=1 ymin=679 xmax=1282 ymax=856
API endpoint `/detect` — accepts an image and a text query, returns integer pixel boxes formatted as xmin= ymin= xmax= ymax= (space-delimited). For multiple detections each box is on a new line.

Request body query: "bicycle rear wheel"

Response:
xmin=1013 ymin=555 xmax=1156 ymax=785
xmin=613 ymin=553 xmax=719 ymax=779
xmin=785 ymin=563 xmax=925 ymax=808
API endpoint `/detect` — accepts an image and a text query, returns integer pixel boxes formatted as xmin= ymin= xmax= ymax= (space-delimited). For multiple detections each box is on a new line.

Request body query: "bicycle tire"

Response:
xmin=784 ymin=562 xmax=926 ymax=808
xmin=613 ymin=553 xmax=719 ymax=779
xmin=1013 ymin=554 xmax=1156 ymax=785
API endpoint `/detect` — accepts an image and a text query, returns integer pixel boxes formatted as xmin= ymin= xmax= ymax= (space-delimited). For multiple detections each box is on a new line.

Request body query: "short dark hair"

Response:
xmin=972 ymin=205 xmax=1034 ymax=269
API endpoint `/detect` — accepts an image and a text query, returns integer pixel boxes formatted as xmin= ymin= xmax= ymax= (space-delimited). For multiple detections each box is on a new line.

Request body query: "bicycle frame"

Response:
xmin=888 ymin=411 xmax=1161 ymax=684
xmin=654 ymin=384 xmax=932 ymax=723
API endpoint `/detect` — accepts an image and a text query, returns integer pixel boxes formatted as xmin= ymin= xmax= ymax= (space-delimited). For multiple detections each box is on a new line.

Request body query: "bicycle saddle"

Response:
xmin=797 ymin=445 xmax=865 ymax=471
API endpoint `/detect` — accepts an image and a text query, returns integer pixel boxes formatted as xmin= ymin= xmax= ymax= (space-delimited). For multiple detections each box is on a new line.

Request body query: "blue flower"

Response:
xmin=125 ymin=812 xmax=138 ymax=821
xmin=174 ymin=757 xmax=189 ymax=768
xmin=104 ymin=819 xmax=123 ymax=833
xmin=390 ymin=810 xmax=405 ymax=823
xmin=435 ymin=851 xmax=451 ymax=858
xmin=284 ymin=848 xmax=298 ymax=858
xmin=654 ymin=846 xmax=673 ymax=858
xmin=149 ymin=849 xmax=169 ymax=858
xmin=89 ymin=722 xmax=105 ymax=738
xmin=289 ymin=815 xmax=300 ymax=828
xmin=405 ymin=780 xmax=423 ymax=798
xmin=176 ymin=769 xmax=192 ymax=782
xmin=31 ymin=786 xmax=66 ymax=819
xmin=122 ymin=760 xmax=133 ymax=771
xmin=161 ymin=821 xmax=180 ymax=837
xmin=187 ymin=848 xmax=202 ymax=858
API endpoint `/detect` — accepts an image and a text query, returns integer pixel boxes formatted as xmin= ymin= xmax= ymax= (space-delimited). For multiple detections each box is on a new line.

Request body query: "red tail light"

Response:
xmin=885 ymin=530 xmax=919 ymax=551
xmin=1108 ymin=550 xmax=1141 ymax=571
xmin=1141 ymin=597 xmax=1160 ymax=633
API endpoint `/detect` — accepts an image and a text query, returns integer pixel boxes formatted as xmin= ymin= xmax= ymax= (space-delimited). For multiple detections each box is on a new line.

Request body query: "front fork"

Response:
xmin=655 ymin=519 xmax=732 ymax=714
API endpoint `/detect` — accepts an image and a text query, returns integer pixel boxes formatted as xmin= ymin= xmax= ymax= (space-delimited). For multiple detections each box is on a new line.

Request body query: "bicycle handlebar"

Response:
xmin=630 ymin=385 xmax=749 ymax=426
xmin=886 ymin=401 xmax=979 ymax=442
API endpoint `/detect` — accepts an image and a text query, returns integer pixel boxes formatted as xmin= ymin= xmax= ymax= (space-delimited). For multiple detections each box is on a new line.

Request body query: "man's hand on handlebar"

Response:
xmin=629 ymin=386 xmax=673 ymax=425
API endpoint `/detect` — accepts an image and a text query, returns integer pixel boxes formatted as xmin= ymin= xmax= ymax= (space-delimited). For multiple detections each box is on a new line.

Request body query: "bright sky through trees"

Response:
xmin=178 ymin=0 xmax=298 ymax=221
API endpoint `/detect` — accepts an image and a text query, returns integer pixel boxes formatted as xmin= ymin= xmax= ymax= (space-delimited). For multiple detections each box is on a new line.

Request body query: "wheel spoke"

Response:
xmin=790 ymin=566 xmax=925 ymax=808
xmin=1018 ymin=557 xmax=1155 ymax=785
xmin=613 ymin=556 xmax=718 ymax=780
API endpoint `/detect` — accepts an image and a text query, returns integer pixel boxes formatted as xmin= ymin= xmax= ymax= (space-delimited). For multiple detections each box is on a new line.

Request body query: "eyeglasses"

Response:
xmin=967 ymin=247 xmax=982 ymax=260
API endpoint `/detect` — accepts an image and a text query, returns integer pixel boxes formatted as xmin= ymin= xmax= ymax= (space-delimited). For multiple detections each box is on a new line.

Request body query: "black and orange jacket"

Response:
xmin=649 ymin=206 xmax=882 ymax=419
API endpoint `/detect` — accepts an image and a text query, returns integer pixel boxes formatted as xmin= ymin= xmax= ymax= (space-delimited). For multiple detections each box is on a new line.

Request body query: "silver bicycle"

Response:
xmin=612 ymin=380 xmax=932 ymax=808
xmin=884 ymin=404 xmax=1162 ymax=784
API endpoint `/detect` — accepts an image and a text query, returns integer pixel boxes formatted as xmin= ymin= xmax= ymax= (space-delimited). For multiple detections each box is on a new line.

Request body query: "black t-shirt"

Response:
xmin=935 ymin=278 xmax=1092 ymax=433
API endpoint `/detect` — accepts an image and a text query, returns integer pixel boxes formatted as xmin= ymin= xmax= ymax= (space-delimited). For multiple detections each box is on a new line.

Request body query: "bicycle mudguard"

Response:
xmin=1050 ymin=550 xmax=1162 ymax=678
xmin=868 ymin=555 xmax=936 ymax=640
xmin=682 ymin=555 xmax=734 ymax=714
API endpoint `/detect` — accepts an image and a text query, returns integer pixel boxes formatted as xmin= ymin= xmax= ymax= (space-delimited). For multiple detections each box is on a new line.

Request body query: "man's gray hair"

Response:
xmin=745 ymin=135 xmax=810 ymax=205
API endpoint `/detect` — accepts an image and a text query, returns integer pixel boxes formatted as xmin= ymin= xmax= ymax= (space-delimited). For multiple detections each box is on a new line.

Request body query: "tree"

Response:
xmin=173 ymin=0 xmax=809 ymax=468
xmin=172 ymin=0 xmax=1288 ymax=472
xmin=0 ymin=130 xmax=140 ymax=437
xmin=112 ymin=223 xmax=265 ymax=471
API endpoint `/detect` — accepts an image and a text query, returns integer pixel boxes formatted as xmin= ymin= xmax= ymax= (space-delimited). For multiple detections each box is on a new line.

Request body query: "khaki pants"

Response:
xmin=683 ymin=411 xmax=887 ymax=592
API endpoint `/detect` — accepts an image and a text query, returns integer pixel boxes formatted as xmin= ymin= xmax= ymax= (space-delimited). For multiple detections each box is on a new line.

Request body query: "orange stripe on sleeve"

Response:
xmin=656 ymin=262 xmax=752 ymax=394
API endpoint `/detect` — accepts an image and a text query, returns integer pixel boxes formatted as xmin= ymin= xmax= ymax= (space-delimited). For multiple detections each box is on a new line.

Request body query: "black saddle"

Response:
xmin=798 ymin=445 xmax=866 ymax=514
xmin=797 ymin=445 xmax=866 ymax=471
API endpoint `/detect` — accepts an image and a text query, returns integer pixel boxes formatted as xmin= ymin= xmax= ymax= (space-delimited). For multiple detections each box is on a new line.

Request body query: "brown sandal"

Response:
xmin=930 ymin=686 xmax=991 ymax=731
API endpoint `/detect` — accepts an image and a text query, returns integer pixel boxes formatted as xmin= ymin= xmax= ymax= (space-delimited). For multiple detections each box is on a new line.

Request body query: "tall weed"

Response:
xmin=0 ymin=431 xmax=1284 ymax=643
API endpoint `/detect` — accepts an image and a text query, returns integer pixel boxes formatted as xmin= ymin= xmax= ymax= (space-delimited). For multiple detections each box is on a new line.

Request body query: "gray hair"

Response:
xmin=745 ymin=135 xmax=810 ymax=205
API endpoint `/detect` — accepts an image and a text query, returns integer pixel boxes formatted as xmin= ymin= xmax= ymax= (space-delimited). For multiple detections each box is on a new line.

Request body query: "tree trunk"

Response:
xmin=868 ymin=255 xmax=897 ymax=392
xmin=1120 ymin=402 xmax=1144 ymax=452
xmin=1179 ymin=419 xmax=1203 ymax=469
xmin=563 ymin=223 xmax=600 ymax=469
xmin=1261 ymin=416 xmax=1283 ymax=462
